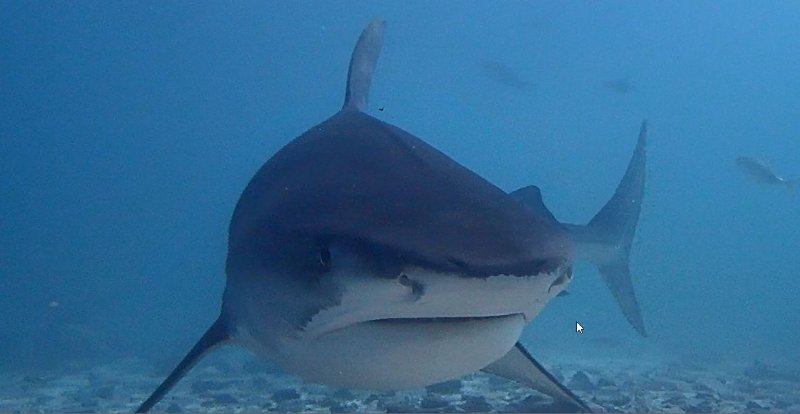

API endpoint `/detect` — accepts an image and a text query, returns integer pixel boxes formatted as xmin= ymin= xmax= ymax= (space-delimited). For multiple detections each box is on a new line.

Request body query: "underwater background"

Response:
xmin=2 ymin=1 xmax=799 ymax=412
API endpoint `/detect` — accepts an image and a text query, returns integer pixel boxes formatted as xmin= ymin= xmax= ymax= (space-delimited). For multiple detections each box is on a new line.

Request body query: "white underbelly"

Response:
xmin=256 ymin=313 xmax=526 ymax=390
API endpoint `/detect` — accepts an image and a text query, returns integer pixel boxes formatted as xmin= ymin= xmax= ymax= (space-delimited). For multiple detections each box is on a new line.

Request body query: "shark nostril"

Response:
xmin=547 ymin=267 xmax=572 ymax=294
xmin=398 ymin=273 xmax=424 ymax=299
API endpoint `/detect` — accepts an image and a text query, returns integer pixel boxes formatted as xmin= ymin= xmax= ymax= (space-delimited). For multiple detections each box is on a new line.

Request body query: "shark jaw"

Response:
xmin=232 ymin=265 xmax=573 ymax=390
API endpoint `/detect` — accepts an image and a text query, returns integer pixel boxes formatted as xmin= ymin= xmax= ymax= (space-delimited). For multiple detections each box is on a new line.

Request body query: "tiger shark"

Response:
xmin=136 ymin=19 xmax=647 ymax=413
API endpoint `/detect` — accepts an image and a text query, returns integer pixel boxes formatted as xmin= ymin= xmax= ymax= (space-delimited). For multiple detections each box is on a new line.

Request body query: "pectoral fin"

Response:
xmin=482 ymin=342 xmax=592 ymax=412
xmin=136 ymin=318 xmax=230 ymax=413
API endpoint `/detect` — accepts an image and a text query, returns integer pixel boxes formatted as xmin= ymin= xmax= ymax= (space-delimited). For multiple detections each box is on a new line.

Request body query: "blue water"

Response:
xmin=2 ymin=0 xmax=799 ymax=403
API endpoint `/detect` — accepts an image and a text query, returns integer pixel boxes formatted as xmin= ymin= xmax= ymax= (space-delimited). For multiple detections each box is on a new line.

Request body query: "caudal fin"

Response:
xmin=342 ymin=18 xmax=385 ymax=112
xmin=572 ymin=121 xmax=648 ymax=336
xmin=136 ymin=318 xmax=230 ymax=413
xmin=511 ymin=122 xmax=648 ymax=336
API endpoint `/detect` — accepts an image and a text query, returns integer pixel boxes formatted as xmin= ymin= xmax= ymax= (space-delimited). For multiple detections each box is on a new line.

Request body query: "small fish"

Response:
xmin=736 ymin=156 xmax=796 ymax=194
xmin=480 ymin=59 xmax=530 ymax=89
xmin=602 ymin=78 xmax=634 ymax=94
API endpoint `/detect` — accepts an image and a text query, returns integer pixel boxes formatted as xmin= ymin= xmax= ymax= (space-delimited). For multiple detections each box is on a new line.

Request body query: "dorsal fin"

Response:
xmin=509 ymin=185 xmax=558 ymax=224
xmin=342 ymin=18 xmax=385 ymax=112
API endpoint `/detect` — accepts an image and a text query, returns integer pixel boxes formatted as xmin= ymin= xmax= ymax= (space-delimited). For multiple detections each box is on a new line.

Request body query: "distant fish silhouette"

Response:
xmin=736 ymin=156 xmax=796 ymax=194
xmin=602 ymin=78 xmax=635 ymax=94
xmin=480 ymin=59 xmax=530 ymax=89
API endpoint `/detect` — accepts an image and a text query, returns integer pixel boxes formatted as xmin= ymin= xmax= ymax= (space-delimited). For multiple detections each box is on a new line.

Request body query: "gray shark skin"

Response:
xmin=137 ymin=19 xmax=647 ymax=413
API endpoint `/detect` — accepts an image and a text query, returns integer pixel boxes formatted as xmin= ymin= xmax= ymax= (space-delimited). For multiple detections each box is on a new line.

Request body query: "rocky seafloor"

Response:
xmin=2 ymin=352 xmax=799 ymax=413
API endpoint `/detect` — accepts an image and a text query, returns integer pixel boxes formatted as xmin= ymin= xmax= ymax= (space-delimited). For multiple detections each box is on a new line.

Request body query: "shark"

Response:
xmin=136 ymin=19 xmax=647 ymax=413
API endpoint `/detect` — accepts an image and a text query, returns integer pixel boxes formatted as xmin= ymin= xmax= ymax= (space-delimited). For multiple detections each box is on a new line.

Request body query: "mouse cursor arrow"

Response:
xmin=576 ymin=322 xmax=584 ymax=334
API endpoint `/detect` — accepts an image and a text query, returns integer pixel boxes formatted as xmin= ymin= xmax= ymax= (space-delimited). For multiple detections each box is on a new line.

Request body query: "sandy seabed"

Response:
xmin=2 ymin=351 xmax=799 ymax=413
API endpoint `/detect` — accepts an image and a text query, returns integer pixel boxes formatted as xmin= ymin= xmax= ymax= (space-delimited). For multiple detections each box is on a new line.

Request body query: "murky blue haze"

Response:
xmin=1 ymin=1 xmax=799 ymax=410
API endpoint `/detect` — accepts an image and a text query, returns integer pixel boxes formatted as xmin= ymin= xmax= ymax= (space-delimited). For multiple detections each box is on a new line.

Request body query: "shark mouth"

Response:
xmin=305 ymin=312 xmax=525 ymax=340
xmin=369 ymin=314 xmax=522 ymax=324
xmin=299 ymin=267 xmax=569 ymax=340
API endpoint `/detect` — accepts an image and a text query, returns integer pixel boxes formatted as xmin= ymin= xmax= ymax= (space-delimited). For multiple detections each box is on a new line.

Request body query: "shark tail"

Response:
xmin=510 ymin=121 xmax=648 ymax=337
xmin=342 ymin=18 xmax=385 ymax=112
xmin=136 ymin=317 xmax=230 ymax=413
xmin=570 ymin=121 xmax=648 ymax=336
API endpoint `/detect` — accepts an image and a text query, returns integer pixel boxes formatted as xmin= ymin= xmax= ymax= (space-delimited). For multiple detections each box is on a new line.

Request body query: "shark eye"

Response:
xmin=398 ymin=273 xmax=411 ymax=286
xmin=319 ymin=247 xmax=332 ymax=272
